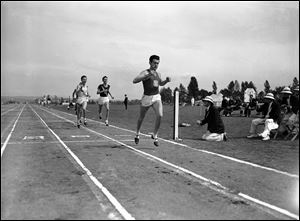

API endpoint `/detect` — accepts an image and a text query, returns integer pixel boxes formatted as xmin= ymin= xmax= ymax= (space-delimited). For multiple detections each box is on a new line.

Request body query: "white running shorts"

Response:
xmin=98 ymin=96 xmax=109 ymax=105
xmin=141 ymin=94 xmax=161 ymax=107
xmin=77 ymin=96 xmax=88 ymax=105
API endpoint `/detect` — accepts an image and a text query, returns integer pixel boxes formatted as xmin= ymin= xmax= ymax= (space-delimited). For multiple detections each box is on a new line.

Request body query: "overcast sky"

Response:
xmin=1 ymin=1 xmax=299 ymax=100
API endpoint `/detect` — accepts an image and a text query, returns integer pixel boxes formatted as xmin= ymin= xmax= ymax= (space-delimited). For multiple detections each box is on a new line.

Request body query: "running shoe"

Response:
xmin=223 ymin=132 xmax=228 ymax=141
xmin=105 ymin=120 xmax=109 ymax=126
xmin=84 ymin=120 xmax=87 ymax=126
xmin=134 ymin=135 xmax=139 ymax=145
xmin=262 ymin=136 xmax=270 ymax=141
xmin=151 ymin=134 xmax=159 ymax=146
xmin=247 ymin=134 xmax=258 ymax=138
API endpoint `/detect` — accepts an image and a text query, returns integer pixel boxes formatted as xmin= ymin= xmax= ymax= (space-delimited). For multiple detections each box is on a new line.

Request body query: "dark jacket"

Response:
xmin=200 ymin=105 xmax=225 ymax=133
xmin=221 ymin=99 xmax=228 ymax=108
xmin=257 ymin=100 xmax=281 ymax=123
xmin=290 ymin=95 xmax=299 ymax=114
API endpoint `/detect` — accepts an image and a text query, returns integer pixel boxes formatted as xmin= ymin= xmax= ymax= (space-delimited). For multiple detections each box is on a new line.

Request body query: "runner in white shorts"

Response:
xmin=97 ymin=76 xmax=114 ymax=126
xmin=74 ymin=75 xmax=90 ymax=128
xmin=133 ymin=55 xmax=171 ymax=146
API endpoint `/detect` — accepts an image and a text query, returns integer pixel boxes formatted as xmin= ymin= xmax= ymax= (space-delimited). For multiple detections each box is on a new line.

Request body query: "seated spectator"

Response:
xmin=220 ymin=95 xmax=228 ymax=116
xmin=246 ymin=93 xmax=280 ymax=141
xmin=244 ymin=94 xmax=257 ymax=117
xmin=196 ymin=96 xmax=227 ymax=141
xmin=277 ymin=87 xmax=293 ymax=136
xmin=233 ymin=97 xmax=243 ymax=116
xmin=289 ymin=86 xmax=299 ymax=127
xmin=224 ymin=96 xmax=235 ymax=116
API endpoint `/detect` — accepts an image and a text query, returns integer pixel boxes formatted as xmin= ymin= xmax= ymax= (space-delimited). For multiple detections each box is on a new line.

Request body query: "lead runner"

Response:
xmin=133 ymin=55 xmax=171 ymax=146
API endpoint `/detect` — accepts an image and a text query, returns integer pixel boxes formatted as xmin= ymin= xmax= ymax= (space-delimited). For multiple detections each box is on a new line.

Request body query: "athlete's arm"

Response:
xmin=133 ymin=70 xmax=151 ymax=84
xmin=97 ymin=85 xmax=106 ymax=94
xmin=75 ymin=84 xmax=83 ymax=93
xmin=72 ymin=89 xmax=77 ymax=98
xmin=159 ymin=73 xmax=171 ymax=86
xmin=86 ymin=86 xmax=90 ymax=97
xmin=108 ymin=91 xmax=114 ymax=99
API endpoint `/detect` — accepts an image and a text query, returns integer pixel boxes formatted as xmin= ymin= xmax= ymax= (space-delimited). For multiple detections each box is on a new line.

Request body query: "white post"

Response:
xmin=173 ymin=89 xmax=179 ymax=140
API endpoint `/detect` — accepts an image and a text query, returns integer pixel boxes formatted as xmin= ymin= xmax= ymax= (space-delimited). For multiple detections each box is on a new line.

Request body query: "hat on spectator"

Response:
xmin=294 ymin=86 xmax=299 ymax=91
xmin=264 ymin=93 xmax=275 ymax=100
xmin=280 ymin=87 xmax=292 ymax=94
xmin=202 ymin=96 xmax=214 ymax=104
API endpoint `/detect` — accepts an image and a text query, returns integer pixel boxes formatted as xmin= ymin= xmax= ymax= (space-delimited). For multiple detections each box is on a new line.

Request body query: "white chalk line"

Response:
xmin=30 ymin=105 xmax=135 ymax=220
xmin=1 ymin=139 xmax=135 ymax=145
xmin=52 ymin=106 xmax=299 ymax=179
xmin=1 ymin=105 xmax=26 ymax=158
xmin=39 ymin=105 xmax=299 ymax=220
xmin=1 ymin=105 xmax=19 ymax=116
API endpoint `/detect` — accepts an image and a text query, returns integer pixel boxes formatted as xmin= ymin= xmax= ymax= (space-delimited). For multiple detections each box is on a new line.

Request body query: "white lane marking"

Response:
xmin=62 ymin=110 xmax=300 ymax=179
xmin=23 ymin=136 xmax=44 ymax=140
xmin=30 ymin=106 xmax=135 ymax=220
xmin=1 ymin=105 xmax=19 ymax=116
xmin=1 ymin=139 xmax=134 ymax=145
xmin=41 ymin=106 xmax=299 ymax=220
xmin=71 ymin=135 xmax=90 ymax=138
xmin=114 ymin=135 xmax=132 ymax=137
xmin=1 ymin=105 xmax=26 ymax=158
xmin=239 ymin=193 xmax=299 ymax=220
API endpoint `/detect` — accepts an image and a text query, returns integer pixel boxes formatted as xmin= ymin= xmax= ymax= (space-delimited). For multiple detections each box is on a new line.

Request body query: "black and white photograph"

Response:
xmin=1 ymin=1 xmax=299 ymax=220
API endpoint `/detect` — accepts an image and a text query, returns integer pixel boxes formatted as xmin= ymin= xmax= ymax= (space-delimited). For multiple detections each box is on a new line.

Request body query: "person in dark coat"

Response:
xmin=247 ymin=93 xmax=280 ymax=141
xmin=289 ymin=86 xmax=299 ymax=125
xmin=220 ymin=95 xmax=228 ymax=116
xmin=123 ymin=94 xmax=128 ymax=110
xmin=197 ymin=96 xmax=227 ymax=141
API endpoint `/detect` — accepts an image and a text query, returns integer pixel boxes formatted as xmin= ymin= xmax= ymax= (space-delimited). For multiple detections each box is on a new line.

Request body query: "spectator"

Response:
xmin=124 ymin=94 xmax=128 ymax=110
xmin=244 ymin=94 xmax=257 ymax=117
xmin=220 ymin=96 xmax=228 ymax=116
xmin=191 ymin=97 xmax=195 ymax=106
xmin=224 ymin=96 xmax=235 ymax=116
xmin=196 ymin=96 xmax=227 ymax=141
xmin=276 ymin=87 xmax=293 ymax=136
xmin=247 ymin=93 xmax=280 ymax=141
xmin=288 ymin=86 xmax=299 ymax=128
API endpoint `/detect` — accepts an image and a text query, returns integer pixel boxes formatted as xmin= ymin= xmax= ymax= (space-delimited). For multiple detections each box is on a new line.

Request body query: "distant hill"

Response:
xmin=1 ymin=96 xmax=38 ymax=104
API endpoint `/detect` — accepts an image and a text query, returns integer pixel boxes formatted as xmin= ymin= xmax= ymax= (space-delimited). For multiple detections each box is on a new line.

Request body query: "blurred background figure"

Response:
xmin=124 ymin=94 xmax=128 ymax=110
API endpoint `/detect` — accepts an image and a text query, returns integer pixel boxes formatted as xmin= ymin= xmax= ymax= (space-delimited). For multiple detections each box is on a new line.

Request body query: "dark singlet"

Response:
xmin=142 ymin=69 xmax=160 ymax=96
xmin=98 ymin=84 xmax=110 ymax=97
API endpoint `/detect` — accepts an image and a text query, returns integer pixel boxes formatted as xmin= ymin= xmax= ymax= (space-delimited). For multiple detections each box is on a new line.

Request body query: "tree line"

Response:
xmin=160 ymin=76 xmax=299 ymax=104
xmin=35 ymin=76 xmax=298 ymax=105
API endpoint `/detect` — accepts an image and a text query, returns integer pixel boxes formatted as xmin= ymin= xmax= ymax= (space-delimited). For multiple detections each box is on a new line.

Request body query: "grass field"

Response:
xmin=52 ymin=103 xmax=299 ymax=175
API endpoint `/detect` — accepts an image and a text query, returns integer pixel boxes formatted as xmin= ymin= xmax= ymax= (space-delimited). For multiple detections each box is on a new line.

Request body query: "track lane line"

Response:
xmin=1 ymin=105 xmax=19 ymax=116
xmin=29 ymin=105 xmax=135 ymax=220
xmin=49 ymin=106 xmax=299 ymax=179
xmin=1 ymin=105 xmax=25 ymax=158
xmin=39 ymin=105 xmax=299 ymax=220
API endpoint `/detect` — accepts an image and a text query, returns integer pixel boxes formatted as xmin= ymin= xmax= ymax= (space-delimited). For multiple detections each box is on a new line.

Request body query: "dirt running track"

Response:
xmin=1 ymin=104 xmax=299 ymax=220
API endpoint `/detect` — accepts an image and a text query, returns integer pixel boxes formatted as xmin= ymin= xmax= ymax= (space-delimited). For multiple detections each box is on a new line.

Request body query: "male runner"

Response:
xmin=74 ymin=75 xmax=90 ymax=128
xmin=133 ymin=55 xmax=171 ymax=146
xmin=97 ymin=76 xmax=114 ymax=126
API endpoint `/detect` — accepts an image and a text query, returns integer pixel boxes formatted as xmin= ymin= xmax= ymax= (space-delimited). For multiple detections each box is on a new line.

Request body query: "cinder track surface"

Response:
xmin=1 ymin=104 xmax=299 ymax=220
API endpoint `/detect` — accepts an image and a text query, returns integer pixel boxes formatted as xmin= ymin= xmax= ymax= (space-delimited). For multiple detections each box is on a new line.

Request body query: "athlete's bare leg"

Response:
xmin=77 ymin=104 xmax=82 ymax=127
xmin=152 ymin=100 xmax=163 ymax=138
xmin=104 ymin=102 xmax=110 ymax=123
xmin=98 ymin=104 xmax=103 ymax=119
xmin=136 ymin=105 xmax=150 ymax=136
xmin=82 ymin=102 xmax=87 ymax=125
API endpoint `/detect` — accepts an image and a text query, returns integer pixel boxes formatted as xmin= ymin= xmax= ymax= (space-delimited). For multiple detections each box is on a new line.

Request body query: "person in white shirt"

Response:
xmin=74 ymin=75 xmax=90 ymax=128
